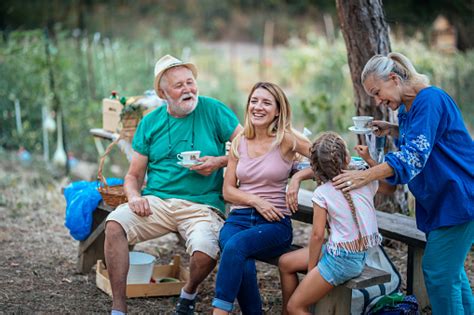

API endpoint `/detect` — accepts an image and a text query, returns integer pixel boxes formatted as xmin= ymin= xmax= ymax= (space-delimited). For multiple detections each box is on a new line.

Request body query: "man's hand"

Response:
xmin=189 ymin=156 xmax=225 ymax=176
xmin=128 ymin=195 xmax=152 ymax=217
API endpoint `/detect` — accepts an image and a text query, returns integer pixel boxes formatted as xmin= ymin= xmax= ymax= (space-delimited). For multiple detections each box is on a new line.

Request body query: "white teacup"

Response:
xmin=177 ymin=150 xmax=201 ymax=165
xmin=352 ymin=116 xmax=373 ymax=130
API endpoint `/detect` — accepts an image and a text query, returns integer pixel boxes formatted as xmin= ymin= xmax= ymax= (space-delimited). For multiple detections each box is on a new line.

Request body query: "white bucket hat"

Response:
xmin=153 ymin=54 xmax=198 ymax=94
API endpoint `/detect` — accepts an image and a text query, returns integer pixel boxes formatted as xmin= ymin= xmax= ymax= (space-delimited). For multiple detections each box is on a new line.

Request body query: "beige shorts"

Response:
xmin=106 ymin=195 xmax=224 ymax=260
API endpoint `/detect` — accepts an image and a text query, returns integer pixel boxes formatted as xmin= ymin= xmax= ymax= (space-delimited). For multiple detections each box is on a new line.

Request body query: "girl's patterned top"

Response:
xmin=312 ymin=181 xmax=382 ymax=256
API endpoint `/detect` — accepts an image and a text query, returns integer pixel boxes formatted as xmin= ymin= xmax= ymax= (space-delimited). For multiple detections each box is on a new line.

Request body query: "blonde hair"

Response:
xmin=361 ymin=52 xmax=430 ymax=86
xmin=231 ymin=82 xmax=306 ymax=158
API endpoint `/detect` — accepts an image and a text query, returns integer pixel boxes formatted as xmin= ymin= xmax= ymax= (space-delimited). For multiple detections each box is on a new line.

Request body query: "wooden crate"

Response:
xmin=96 ymin=255 xmax=189 ymax=298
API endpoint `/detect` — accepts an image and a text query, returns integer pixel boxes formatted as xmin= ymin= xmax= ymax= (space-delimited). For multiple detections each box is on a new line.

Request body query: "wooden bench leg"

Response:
xmin=310 ymin=286 xmax=352 ymax=314
xmin=77 ymin=220 xmax=107 ymax=273
xmin=407 ymin=246 xmax=430 ymax=309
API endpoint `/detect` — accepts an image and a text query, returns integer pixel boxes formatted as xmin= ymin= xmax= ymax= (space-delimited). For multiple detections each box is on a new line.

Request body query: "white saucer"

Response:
xmin=177 ymin=161 xmax=203 ymax=168
xmin=348 ymin=126 xmax=372 ymax=134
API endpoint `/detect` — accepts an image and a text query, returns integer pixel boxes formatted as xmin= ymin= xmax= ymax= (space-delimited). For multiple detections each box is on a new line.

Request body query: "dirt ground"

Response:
xmin=0 ymin=153 xmax=472 ymax=314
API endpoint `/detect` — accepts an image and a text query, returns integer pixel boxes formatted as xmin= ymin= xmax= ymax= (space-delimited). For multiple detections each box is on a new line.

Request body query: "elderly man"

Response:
xmin=104 ymin=55 xmax=242 ymax=315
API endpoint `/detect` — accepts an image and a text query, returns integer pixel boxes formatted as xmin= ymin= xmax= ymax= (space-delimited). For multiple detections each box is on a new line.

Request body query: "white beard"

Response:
xmin=166 ymin=92 xmax=199 ymax=117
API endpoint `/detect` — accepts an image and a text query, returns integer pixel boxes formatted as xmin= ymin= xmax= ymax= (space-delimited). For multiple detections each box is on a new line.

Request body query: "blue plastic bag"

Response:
xmin=64 ymin=178 xmax=123 ymax=241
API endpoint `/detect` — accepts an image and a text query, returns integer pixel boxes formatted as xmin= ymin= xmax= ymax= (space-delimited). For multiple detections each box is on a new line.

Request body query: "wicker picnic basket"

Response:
xmin=120 ymin=116 xmax=139 ymax=142
xmin=97 ymin=138 xmax=128 ymax=208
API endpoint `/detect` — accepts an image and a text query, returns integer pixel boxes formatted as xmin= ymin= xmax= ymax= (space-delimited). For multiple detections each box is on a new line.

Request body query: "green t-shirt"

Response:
xmin=132 ymin=96 xmax=239 ymax=212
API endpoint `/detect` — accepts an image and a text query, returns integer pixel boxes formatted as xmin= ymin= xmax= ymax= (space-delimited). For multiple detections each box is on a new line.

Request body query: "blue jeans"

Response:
xmin=422 ymin=220 xmax=474 ymax=315
xmin=212 ymin=208 xmax=293 ymax=314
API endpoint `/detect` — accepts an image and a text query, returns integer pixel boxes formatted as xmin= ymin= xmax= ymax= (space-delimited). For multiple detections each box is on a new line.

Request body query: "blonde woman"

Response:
xmin=333 ymin=52 xmax=474 ymax=314
xmin=212 ymin=82 xmax=312 ymax=314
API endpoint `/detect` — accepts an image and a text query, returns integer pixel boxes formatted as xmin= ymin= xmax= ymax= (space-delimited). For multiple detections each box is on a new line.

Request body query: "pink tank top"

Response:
xmin=232 ymin=137 xmax=293 ymax=215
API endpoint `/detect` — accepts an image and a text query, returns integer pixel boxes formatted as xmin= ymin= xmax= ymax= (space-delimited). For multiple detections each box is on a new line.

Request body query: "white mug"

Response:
xmin=352 ymin=116 xmax=373 ymax=130
xmin=177 ymin=150 xmax=201 ymax=164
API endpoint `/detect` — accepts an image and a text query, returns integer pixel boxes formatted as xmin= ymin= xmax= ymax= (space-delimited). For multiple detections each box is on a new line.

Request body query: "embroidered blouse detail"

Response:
xmin=392 ymin=134 xmax=431 ymax=180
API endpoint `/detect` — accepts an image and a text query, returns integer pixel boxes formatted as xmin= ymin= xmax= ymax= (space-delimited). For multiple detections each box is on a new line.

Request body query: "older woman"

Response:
xmin=212 ymin=82 xmax=312 ymax=314
xmin=333 ymin=52 xmax=474 ymax=315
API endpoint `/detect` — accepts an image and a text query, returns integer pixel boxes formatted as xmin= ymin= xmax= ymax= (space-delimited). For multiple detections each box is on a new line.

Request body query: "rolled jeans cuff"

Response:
xmin=212 ymin=298 xmax=234 ymax=312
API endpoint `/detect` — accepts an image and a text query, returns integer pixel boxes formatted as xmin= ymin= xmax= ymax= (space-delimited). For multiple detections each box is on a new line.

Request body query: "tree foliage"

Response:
xmin=1 ymin=0 xmax=472 ymax=49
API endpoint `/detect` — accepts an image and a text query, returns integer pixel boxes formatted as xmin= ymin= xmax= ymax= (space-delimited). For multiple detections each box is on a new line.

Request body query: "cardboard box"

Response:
xmin=102 ymin=99 xmax=123 ymax=132
xmin=96 ymin=255 xmax=189 ymax=298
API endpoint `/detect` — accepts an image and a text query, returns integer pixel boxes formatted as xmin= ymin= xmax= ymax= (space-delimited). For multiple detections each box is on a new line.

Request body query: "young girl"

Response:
xmin=278 ymin=131 xmax=393 ymax=314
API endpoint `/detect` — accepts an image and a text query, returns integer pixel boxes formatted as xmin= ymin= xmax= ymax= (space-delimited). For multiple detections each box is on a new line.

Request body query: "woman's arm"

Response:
xmin=308 ymin=203 xmax=327 ymax=271
xmin=332 ymin=162 xmax=395 ymax=192
xmin=223 ymin=150 xmax=284 ymax=222
xmin=285 ymin=133 xmax=314 ymax=212
xmin=354 ymin=145 xmax=396 ymax=194
xmin=287 ymin=168 xmax=314 ymax=213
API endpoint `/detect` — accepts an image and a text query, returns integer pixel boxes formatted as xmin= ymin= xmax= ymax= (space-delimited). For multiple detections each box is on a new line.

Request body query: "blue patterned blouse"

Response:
xmin=385 ymin=86 xmax=474 ymax=233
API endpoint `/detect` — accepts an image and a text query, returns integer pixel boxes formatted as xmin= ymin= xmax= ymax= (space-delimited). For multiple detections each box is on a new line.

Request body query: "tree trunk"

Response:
xmin=336 ymin=0 xmax=391 ymax=118
xmin=336 ymin=0 xmax=407 ymax=213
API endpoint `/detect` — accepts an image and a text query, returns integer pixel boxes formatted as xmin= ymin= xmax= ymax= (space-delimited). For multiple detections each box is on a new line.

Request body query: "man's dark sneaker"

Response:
xmin=173 ymin=297 xmax=195 ymax=315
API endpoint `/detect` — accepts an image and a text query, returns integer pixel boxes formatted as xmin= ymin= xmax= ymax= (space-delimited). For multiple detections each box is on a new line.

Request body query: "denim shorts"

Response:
xmin=317 ymin=245 xmax=367 ymax=286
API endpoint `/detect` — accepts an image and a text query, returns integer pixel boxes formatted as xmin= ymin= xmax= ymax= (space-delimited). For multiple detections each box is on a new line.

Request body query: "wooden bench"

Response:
xmin=79 ymin=202 xmax=391 ymax=314
xmin=77 ymin=202 xmax=115 ymax=274
xmin=260 ymin=245 xmax=391 ymax=314
xmin=293 ymin=188 xmax=429 ymax=309
xmin=77 ymin=189 xmax=429 ymax=309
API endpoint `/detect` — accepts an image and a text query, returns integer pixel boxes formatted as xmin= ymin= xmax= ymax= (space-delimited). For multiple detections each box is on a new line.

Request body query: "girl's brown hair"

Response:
xmin=310 ymin=131 xmax=349 ymax=185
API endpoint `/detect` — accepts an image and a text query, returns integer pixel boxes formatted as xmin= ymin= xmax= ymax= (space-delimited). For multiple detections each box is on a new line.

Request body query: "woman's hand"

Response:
xmin=286 ymin=167 xmax=314 ymax=213
xmin=332 ymin=169 xmax=371 ymax=192
xmin=286 ymin=177 xmax=301 ymax=213
xmin=128 ymin=195 xmax=152 ymax=217
xmin=253 ymin=197 xmax=285 ymax=222
xmin=371 ymin=120 xmax=397 ymax=137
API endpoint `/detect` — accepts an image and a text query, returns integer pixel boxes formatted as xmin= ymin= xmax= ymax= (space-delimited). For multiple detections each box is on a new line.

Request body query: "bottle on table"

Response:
xmin=110 ymin=90 xmax=118 ymax=99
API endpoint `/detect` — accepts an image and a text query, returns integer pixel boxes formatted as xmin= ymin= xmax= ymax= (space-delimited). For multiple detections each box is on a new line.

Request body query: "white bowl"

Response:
xmin=127 ymin=251 xmax=156 ymax=284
